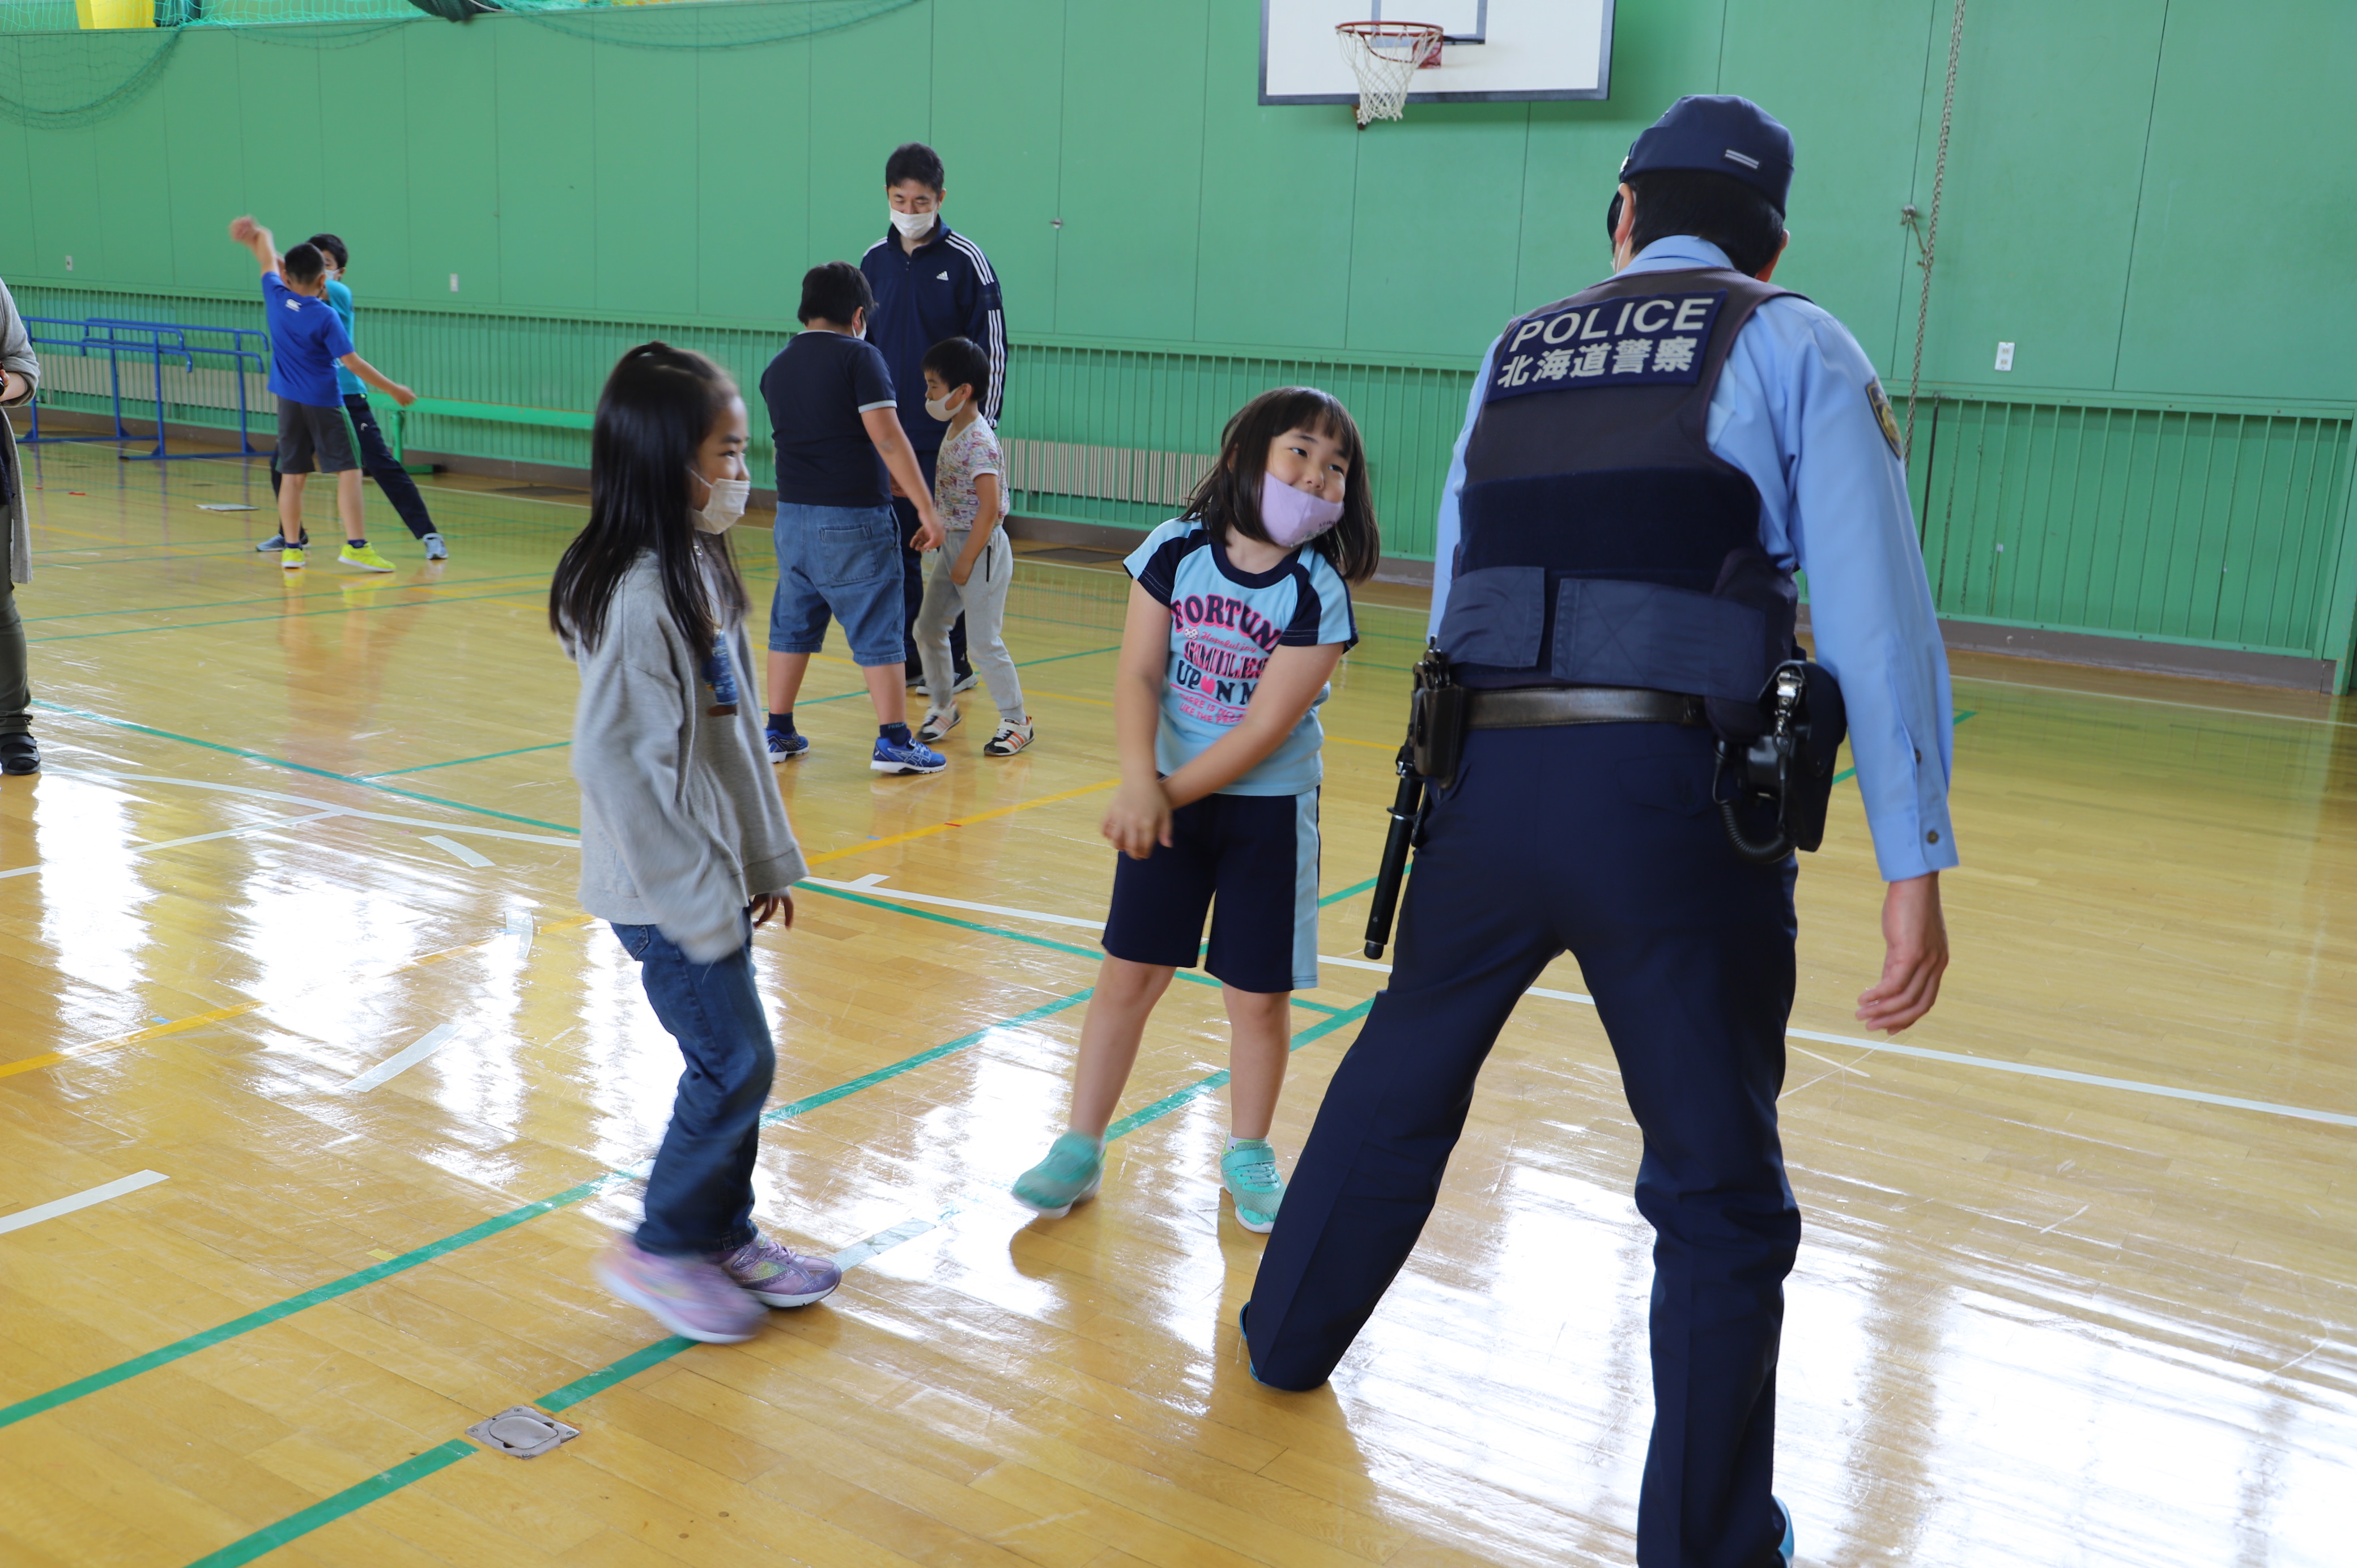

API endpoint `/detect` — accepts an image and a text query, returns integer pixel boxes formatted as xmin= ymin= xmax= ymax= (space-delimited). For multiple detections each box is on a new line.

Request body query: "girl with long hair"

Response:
xmin=552 ymin=342 xmax=839 ymax=1343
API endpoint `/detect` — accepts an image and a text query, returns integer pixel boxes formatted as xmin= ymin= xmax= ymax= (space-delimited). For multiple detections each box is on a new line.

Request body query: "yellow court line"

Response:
xmin=0 ymin=915 xmax=597 ymax=1083
xmin=807 ymin=777 xmax=1120 ymax=865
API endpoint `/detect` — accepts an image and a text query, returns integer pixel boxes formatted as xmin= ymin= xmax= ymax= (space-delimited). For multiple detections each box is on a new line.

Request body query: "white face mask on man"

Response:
xmin=888 ymin=207 xmax=936 ymax=240
xmin=688 ymin=467 xmax=751 ymax=534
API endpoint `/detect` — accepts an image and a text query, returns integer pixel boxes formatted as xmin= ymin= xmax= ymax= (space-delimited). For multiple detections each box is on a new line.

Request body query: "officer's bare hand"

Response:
xmin=1101 ymin=777 xmax=1173 ymax=860
xmin=1856 ymin=872 xmax=1946 ymax=1032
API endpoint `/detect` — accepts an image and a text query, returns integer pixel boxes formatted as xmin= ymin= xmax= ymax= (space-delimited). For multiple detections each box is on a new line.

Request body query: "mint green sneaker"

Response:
xmin=1012 ymin=1131 xmax=1104 ymax=1218
xmin=1220 ymin=1140 xmax=1286 ymax=1234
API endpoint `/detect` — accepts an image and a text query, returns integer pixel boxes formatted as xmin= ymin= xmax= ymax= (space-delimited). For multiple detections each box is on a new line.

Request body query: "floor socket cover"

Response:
xmin=466 ymin=1405 xmax=580 ymax=1459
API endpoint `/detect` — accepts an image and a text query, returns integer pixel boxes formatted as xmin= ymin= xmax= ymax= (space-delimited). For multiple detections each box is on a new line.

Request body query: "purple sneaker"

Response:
xmin=594 ymin=1240 xmax=765 ymax=1343
xmin=718 ymin=1232 xmax=842 ymax=1307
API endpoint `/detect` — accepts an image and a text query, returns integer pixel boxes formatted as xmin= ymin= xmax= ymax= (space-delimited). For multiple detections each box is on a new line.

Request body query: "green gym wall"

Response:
xmin=6 ymin=0 xmax=2357 ymax=684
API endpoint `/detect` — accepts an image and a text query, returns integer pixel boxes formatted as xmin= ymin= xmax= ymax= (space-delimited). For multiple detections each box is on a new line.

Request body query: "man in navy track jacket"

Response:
xmin=863 ymin=141 xmax=1008 ymax=689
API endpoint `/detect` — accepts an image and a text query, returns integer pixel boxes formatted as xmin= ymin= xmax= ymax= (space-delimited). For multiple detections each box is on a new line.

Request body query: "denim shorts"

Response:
xmin=768 ymin=501 xmax=905 ymax=666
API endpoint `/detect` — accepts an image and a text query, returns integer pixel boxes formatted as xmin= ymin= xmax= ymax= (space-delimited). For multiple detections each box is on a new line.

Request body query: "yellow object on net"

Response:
xmin=75 ymin=0 xmax=153 ymax=27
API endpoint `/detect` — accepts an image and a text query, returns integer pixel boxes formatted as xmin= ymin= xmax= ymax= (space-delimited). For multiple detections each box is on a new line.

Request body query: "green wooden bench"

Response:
xmin=376 ymin=396 xmax=593 ymax=466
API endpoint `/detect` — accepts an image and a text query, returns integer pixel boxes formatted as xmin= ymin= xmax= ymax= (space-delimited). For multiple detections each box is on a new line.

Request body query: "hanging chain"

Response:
xmin=1903 ymin=0 xmax=1968 ymax=460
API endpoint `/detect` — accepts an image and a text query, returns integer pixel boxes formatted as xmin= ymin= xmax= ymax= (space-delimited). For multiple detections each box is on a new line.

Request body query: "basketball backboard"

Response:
xmin=1260 ymin=0 xmax=1614 ymax=105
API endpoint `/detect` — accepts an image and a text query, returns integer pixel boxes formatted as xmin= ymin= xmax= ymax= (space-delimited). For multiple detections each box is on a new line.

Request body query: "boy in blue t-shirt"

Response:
xmin=257 ymin=233 xmax=448 ymax=562
xmin=228 ymin=216 xmax=417 ymax=573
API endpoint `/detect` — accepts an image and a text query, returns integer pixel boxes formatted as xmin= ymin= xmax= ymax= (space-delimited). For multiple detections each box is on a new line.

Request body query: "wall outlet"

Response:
xmin=1994 ymin=340 xmax=2015 ymax=372
xmin=63 ymin=255 xmax=73 ymax=271
xmin=449 ymin=273 xmax=460 ymax=293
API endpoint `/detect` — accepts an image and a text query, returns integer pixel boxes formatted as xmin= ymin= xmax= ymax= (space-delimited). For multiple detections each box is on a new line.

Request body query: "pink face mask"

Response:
xmin=1258 ymin=470 xmax=1346 ymax=548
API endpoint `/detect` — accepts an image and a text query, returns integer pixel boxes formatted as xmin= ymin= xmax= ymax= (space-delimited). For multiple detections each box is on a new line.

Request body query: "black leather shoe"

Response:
xmin=0 ymin=733 xmax=39 ymax=775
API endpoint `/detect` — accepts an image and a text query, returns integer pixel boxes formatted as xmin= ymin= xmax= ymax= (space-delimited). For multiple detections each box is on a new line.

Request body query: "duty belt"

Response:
xmin=1465 ymin=685 xmax=1705 ymax=729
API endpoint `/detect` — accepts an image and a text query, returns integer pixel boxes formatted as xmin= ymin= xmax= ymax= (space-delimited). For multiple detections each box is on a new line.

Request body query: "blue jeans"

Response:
xmin=609 ymin=912 xmax=775 ymax=1257
xmin=768 ymin=501 xmax=905 ymax=666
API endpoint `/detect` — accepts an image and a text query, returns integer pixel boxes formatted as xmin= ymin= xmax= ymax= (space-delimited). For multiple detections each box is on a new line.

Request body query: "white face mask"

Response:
xmin=923 ymin=387 xmax=964 ymax=424
xmin=888 ymin=207 xmax=936 ymax=240
xmin=688 ymin=467 xmax=750 ymax=534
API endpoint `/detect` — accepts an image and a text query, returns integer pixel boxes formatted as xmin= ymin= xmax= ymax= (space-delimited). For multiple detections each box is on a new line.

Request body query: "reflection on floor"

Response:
xmin=1 ymin=435 xmax=2352 ymax=1567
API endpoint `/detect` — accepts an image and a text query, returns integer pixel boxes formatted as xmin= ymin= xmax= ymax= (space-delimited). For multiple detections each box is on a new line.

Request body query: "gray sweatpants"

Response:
xmin=0 ymin=576 xmax=26 ymax=736
xmin=914 ymin=528 xmax=1024 ymax=725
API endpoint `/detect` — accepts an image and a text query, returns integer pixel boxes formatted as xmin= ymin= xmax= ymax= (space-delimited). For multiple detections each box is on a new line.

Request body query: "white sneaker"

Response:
xmin=917 ymin=705 xmax=961 ymax=744
xmin=983 ymin=718 xmax=1035 ymax=757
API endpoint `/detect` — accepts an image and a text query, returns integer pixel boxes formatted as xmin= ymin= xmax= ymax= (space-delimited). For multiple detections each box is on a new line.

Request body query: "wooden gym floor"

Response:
xmin=1 ymin=432 xmax=2352 ymax=1568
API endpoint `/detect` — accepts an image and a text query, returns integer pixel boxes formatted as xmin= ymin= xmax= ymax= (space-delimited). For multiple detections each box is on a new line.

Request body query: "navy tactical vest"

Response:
xmin=1437 ymin=266 xmax=1799 ymax=732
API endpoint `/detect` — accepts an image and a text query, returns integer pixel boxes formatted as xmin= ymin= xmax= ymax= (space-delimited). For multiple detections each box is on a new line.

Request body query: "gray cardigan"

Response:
xmin=2 ymin=277 xmax=40 ymax=586
xmin=571 ymin=551 xmax=806 ymax=961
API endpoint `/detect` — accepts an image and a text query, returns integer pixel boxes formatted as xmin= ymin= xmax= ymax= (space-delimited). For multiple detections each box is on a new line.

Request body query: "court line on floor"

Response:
xmin=178 ymin=1209 xmax=959 ymax=1568
xmin=0 ymin=916 xmax=597 ymax=1085
xmin=0 ymin=807 xmax=346 ymax=881
xmin=45 ymin=770 xmax=578 ymax=846
xmin=170 ymin=1000 xmax=1379 ymax=1567
xmin=1954 ymin=672 xmax=2357 ymax=729
xmin=805 ymin=778 xmax=1121 ymax=865
xmin=18 ymin=569 xmax=555 ymax=626
xmin=798 ymin=883 xmax=1344 ymax=1015
xmin=0 ymin=988 xmax=1097 ymax=1432
xmin=0 ymin=1171 xmax=170 ymax=1237
xmin=31 ymin=711 xmax=582 ymax=833
xmin=423 ymin=834 xmax=495 ymax=869
xmin=346 ymin=1025 xmax=467 ymax=1094
xmin=23 ymin=582 xmax=568 ymax=644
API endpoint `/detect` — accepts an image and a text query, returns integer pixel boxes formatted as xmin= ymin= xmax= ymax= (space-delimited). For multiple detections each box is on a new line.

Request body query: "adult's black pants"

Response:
xmin=269 ymin=394 xmax=439 ymax=541
xmin=1248 ymin=720 xmax=1801 ymax=1568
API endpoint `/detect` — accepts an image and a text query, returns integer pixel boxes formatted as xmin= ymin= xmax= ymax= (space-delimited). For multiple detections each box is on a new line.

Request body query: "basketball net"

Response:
xmin=1335 ymin=20 xmax=1443 ymax=127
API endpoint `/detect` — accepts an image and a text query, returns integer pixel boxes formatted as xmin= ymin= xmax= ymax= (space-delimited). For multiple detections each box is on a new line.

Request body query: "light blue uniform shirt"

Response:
xmin=325 ymin=278 xmax=363 ymax=399
xmin=1428 ymin=237 xmax=1959 ymax=881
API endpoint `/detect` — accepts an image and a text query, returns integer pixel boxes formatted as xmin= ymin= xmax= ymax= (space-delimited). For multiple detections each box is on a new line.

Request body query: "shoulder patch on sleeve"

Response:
xmin=1867 ymin=380 xmax=1905 ymax=461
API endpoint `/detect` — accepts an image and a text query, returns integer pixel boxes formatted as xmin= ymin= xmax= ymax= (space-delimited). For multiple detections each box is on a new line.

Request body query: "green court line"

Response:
xmin=801 ymin=884 xmax=1342 ymax=1014
xmin=0 ymin=989 xmax=1097 ymax=1435
xmin=173 ymin=998 xmax=1376 ymax=1567
xmin=363 ymin=740 xmax=573 ymax=778
xmin=1830 ymin=709 xmax=1976 ymax=786
xmin=20 ymin=570 xmax=555 ymax=625
xmin=29 ymin=699 xmax=582 ymax=834
xmin=26 ymin=582 xmax=552 ymax=645
xmin=1317 ymin=875 xmax=1378 ymax=907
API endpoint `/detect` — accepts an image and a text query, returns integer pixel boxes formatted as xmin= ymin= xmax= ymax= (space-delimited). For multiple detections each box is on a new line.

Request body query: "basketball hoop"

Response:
xmin=1335 ymin=20 xmax=1444 ymax=127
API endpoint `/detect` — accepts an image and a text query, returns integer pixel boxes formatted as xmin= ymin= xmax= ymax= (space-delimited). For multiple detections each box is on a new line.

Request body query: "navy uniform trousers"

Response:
xmin=1247 ymin=720 xmax=1800 ymax=1568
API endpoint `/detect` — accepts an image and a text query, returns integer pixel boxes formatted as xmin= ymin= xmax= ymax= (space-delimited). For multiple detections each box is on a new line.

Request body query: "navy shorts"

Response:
xmin=1102 ymin=789 xmax=1321 ymax=994
xmin=769 ymin=501 xmax=905 ymax=666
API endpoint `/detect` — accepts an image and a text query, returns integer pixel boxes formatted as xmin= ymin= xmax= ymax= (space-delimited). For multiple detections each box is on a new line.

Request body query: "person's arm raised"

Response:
xmin=861 ymin=406 xmax=944 ymax=551
xmin=227 ymin=215 xmax=279 ymax=276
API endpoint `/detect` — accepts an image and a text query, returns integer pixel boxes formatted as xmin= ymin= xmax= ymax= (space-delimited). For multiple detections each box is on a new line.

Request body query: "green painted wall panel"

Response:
xmin=495 ymin=25 xmax=598 ymax=315
xmin=1053 ymin=2 xmax=1209 ymax=343
xmin=2113 ymin=3 xmax=2357 ymax=400
xmin=6 ymin=0 xmax=2355 ymax=676
xmin=1909 ymin=0 xmax=2166 ymax=391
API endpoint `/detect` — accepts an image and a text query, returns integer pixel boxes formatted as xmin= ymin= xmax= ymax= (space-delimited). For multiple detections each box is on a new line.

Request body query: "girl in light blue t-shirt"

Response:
xmin=1012 ymin=387 xmax=1380 ymax=1235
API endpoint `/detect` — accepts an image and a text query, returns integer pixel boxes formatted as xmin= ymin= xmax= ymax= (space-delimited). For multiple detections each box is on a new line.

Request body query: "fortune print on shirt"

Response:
xmin=702 ymin=644 xmax=741 ymax=717
xmin=1170 ymin=591 xmax=1286 ymax=725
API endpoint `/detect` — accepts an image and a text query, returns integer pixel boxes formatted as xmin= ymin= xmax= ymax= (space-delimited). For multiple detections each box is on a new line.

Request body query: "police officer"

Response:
xmin=1243 ymin=96 xmax=1958 ymax=1568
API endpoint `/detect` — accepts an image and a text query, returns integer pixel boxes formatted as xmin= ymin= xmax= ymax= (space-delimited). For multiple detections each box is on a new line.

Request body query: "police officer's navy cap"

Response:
xmin=1619 ymin=95 xmax=1794 ymax=214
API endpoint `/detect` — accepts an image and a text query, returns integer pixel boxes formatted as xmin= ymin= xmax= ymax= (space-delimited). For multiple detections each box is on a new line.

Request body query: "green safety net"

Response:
xmin=0 ymin=0 xmax=920 ymax=127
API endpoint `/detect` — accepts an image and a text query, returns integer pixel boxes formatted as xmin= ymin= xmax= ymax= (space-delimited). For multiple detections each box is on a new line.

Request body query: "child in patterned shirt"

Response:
xmin=913 ymin=336 xmax=1033 ymax=756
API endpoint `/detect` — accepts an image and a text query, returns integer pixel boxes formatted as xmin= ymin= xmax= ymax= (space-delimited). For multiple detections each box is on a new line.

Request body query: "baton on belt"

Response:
xmin=1363 ymin=641 xmax=1463 ymax=960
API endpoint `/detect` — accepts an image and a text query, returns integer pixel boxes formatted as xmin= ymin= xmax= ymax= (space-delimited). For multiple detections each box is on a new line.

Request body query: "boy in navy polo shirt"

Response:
xmin=228 ymin=216 xmax=417 ymax=572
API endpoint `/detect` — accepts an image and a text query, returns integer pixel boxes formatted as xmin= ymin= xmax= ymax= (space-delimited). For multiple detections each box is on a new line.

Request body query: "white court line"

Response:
xmin=0 ymin=808 xmax=346 ymax=880
xmin=812 ymin=876 xmax=2354 ymax=1132
xmin=424 ymin=834 xmax=495 ymax=870
xmin=347 ymin=1024 xmax=466 ymax=1093
xmin=507 ymin=909 xmax=535 ymax=960
xmin=1955 ymin=674 xmax=2357 ymax=729
xmin=0 ymin=1171 xmax=169 ymax=1237
xmin=48 ymin=770 xmax=576 ymax=846
xmin=803 ymin=875 xmax=1103 ymax=930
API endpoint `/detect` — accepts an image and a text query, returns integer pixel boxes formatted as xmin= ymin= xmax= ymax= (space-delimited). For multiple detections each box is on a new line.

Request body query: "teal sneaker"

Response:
xmin=1220 ymin=1140 xmax=1285 ymax=1233
xmin=1773 ymin=1496 xmax=1794 ymax=1565
xmin=1012 ymin=1131 xmax=1104 ymax=1218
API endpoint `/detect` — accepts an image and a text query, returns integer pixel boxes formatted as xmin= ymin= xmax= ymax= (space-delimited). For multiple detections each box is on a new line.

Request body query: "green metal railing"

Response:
xmin=18 ymin=283 xmax=2357 ymax=677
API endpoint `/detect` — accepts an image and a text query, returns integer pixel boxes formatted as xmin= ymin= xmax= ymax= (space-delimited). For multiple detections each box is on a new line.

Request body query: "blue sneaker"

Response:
xmin=1773 ymin=1495 xmax=1794 ymax=1565
xmin=768 ymin=728 xmax=809 ymax=764
xmin=870 ymin=732 xmax=945 ymax=775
